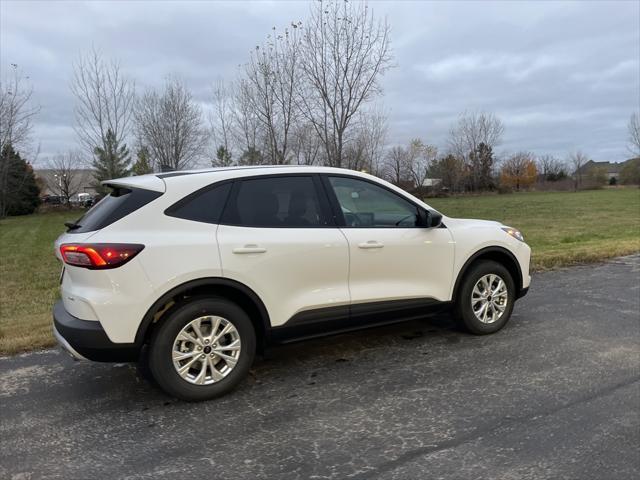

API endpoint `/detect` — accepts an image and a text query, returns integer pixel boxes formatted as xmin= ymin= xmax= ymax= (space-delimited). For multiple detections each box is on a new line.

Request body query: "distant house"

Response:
xmin=575 ymin=159 xmax=635 ymax=181
xmin=35 ymin=169 xmax=97 ymax=197
xmin=421 ymin=178 xmax=442 ymax=187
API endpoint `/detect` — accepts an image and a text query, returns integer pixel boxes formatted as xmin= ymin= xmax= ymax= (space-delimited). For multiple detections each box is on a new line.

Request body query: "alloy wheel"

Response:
xmin=470 ymin=274 xmax=509 ymax=324
xmin=171 ymin=316 xmax=241 ymax=385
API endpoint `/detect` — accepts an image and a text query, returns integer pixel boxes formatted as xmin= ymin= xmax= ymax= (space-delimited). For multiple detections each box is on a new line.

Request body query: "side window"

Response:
xmin=165 ymin=182 xmax=232 ymax=224
xmin=328 ymin=176 xmax=421 ymax=228
xmin=223 ymin=176 xmax=324 ymax=228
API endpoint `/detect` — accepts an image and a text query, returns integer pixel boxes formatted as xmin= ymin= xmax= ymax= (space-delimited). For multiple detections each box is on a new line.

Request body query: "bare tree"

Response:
xmin=568 ymin=151 xmax=589 ymax=191
xmin=232 ymin=78 xmax=264 ymax=158
xmin=448 ymin=111 xmax=504 ymax=190
xmin=0 ymin=64 xmax=40 ymax=217
xmin=384 ymin=146 xmax=409 ymax=185
xmin=407 ymin=139 xmax=438 ymax=189
xmin=210 ymin=78 xmax=234 ymax=157
xmin=48 ymin=151 xmax=84 ymax=205
xmin=358 ymin=106 xmax=388 ymax=175
xmin=0 ymin=65 xmax=39 ymax=152
xmin=71 ymin=48 xmax=135 ymax=156
xmin=448 ymin=111 xmax=504 ymax=158
xmin=537 ymin=154 xmax=567 ymax=182
xmin=291 ymin=122 xmax=323 ymax=165
xmin=245 ymin=24 xmax=302 ymax=164
xmin=298 ymin=0 xmax=393 ymax=167
xmin=135 ymin=77 xmax=208 ymax=171
xmin=629 ymin=112 xmax=640 ymax=156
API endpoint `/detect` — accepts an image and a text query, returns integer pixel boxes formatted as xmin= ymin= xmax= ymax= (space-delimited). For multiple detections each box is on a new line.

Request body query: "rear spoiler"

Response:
xmin=101 ymin=175 xmax=165 ymax=193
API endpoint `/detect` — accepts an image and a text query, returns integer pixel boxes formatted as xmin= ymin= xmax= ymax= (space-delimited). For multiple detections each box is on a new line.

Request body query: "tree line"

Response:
xmin=1 ymin=0 xmax=639 ymax=216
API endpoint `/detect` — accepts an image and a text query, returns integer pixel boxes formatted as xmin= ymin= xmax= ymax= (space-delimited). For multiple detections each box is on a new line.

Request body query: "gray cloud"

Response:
xmin=1 ymin=0 xmax=638 ymax=164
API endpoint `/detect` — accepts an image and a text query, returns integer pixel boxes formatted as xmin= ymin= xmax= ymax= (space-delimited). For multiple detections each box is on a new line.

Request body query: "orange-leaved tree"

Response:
xmin=500 ymin=152 xmax=538 ymax=191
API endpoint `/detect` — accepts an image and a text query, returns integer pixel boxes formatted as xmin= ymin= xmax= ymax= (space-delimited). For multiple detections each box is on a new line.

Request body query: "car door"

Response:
xmin=323 ymin=174 xmax=455 ymax=308
xmin=217 ymin=174 xmax=350 ymax=328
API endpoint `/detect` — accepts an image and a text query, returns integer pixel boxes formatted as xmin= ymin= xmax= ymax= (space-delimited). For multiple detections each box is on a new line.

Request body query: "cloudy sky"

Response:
xmin=1 ymin=0 xmax=638 ymax=165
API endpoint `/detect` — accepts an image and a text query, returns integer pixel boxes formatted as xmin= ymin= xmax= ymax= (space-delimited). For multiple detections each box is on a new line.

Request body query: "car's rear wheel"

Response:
xmin=148 ymin=297 xmax=256 ymax=401
xmin=455 ymin=260 xmax=516 ymax=334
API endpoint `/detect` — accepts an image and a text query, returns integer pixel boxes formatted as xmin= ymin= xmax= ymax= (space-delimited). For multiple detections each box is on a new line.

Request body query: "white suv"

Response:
xmin=53 ymin=166 xmax=531 ymax=401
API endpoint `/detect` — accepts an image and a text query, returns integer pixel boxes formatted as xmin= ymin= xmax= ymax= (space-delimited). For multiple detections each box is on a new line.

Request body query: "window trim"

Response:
xmin=320 ymin=173 xmax=429 ymax=229
xmin=219 ymin=173 xmax=336 ymax=229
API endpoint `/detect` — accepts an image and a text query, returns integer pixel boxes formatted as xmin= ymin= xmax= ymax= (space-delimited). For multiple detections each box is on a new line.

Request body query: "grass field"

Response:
xmin=428 ymin=188 xmax=640 ymax=270
xmin=1 ymin=188 xmax=639 ymax=355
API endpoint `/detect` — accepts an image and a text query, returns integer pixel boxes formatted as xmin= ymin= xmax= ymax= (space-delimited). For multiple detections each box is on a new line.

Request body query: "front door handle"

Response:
xmin=358 ymin=241 xmax=384 ymax=249
xmin=232 ymin=245 xmax=267 ymax=254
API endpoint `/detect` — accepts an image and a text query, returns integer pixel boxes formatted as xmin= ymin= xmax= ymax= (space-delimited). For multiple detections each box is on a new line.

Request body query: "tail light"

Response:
xmin=60 ymin=243 xmax=144 ymax=269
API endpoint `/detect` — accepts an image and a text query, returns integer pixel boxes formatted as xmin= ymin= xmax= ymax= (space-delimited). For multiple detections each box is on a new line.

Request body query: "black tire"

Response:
xmin=455 ymin=260 xmax=516 ymax=335
xmin=148 ymin=296 xmax=256 ymax=401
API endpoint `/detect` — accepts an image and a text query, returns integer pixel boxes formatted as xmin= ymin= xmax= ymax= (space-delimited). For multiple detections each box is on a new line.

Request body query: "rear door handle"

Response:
xmin=358 ymin=241 xmax=384 ymax=249
xmin=232 ymin=245 xmax=267 ymax=254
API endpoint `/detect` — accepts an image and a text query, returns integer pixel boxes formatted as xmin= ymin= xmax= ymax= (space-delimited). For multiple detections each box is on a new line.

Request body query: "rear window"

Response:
xmin=68 ymin=187 xmax=163 ymax=233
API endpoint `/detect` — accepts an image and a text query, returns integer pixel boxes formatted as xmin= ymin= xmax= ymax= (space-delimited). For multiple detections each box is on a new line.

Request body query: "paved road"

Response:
xmin=1 ymin=256 xmax=639 ymax=480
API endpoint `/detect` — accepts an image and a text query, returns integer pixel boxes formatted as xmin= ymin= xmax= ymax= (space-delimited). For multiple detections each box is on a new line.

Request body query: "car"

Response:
xmin=53 ymin=166 xmax=531 ymax=401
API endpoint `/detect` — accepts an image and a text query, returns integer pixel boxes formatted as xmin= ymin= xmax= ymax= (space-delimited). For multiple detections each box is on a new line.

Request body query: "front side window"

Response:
xmin=328 ymin=176 xmax=421 ymax=228
xmin=223 ymin=176 xmax=325 ymax=227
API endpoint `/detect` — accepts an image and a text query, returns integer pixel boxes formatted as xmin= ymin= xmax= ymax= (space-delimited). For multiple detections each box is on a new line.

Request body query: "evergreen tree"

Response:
xmin=132 ymin=146 xmax=153 ymax=175
xmin=0 ymin=145 xmax=40 ymax=216
xmin=213 ymin=145 xmax=233 ymax=167
xmin=92 ymin=129 xmax=131 ymax=192
xmin=238 ymin=147 xmax=264 ymax=166
xmin=468 ymin=142 xmax=494 ymax=191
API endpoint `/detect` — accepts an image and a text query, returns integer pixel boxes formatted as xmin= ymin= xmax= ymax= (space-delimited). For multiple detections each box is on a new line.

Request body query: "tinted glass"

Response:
xmin=224 ymin=176 xmax=323 ymax=227
xmin=69 ymin=187 xmax=162 ymax=233
xmin=165 ymin=182 xmax=231 ymax=224
xmin=328 ymin=176 xmax=420 ymax=227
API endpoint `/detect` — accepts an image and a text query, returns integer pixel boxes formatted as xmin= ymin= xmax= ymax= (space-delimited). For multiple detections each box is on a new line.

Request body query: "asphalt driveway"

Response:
xmin=1 ymin=256 xmax=639 ymax=480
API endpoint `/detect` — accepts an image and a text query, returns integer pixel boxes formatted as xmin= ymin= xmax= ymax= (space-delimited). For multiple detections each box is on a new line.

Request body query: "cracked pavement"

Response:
xmin=1 ymin=255 xmax=639 ymax=479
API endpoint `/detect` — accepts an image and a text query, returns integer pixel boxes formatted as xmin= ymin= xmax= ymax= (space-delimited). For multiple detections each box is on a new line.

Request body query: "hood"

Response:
xmin=444 ymin=217 xmax=503 ymax=229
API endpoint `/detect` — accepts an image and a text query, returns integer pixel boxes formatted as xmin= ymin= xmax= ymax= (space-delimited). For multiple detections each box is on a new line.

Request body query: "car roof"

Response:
xmin=105 ymin=165 xmax=369 ymax=193
xmin=103 ymin=164 xmax=438 ymax=213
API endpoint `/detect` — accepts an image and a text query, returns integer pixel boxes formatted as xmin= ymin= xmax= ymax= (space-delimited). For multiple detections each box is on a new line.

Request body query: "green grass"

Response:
xmin=0 ymin=210 xmax=82 ymax=355
xmin=427 ymin=188 xmax=640 ymax=270
xmin=1 ymin=189 xmax=639 ymax=355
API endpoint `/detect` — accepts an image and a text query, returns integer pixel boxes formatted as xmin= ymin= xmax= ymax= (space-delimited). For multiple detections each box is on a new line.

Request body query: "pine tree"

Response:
xmin=0 ymin=144 xmax=40 ymax=216
xmin=92 ymin=129 xmax=131 ymax=192
xmin=468 ymin=142 xmax=494 ymax=191
xmin=238 ymin=147 xmax=264 ymax=166
xmin=132 ymin=146 xmax=153 ymax=175
xmin=213 ymin=145 xmax=233 ymax=167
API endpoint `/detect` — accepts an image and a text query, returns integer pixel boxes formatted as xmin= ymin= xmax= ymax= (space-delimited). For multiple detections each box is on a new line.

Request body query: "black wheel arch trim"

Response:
xmin=134 ymin=277 xmax=271 ymax=346
xmin=452 ymin=246 xmax=524 ymax=301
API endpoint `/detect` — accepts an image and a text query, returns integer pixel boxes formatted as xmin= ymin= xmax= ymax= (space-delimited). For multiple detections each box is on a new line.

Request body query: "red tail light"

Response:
xmin=60 ymin=243 xmax=144 ymax=269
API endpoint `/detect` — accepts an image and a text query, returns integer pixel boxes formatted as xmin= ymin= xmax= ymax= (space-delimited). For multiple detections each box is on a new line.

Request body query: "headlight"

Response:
xmin=502 ymin=227 xmax=525 ymax=242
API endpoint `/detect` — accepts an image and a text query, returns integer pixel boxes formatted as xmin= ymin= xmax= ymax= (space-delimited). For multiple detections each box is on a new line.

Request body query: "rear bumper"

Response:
xmin=52 ymin=300 xmax=140 ymax=362
xmin=517 ymin=286 xmax=529 ymax=299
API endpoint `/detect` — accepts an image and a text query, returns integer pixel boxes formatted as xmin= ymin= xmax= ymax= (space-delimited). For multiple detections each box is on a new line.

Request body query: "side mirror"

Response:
xmin=420 ymin=209 xmax=442 ymax=228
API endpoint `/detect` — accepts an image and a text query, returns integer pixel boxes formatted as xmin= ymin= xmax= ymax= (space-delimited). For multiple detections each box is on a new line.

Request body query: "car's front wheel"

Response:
xmin=148 ymin=297 xmax=256 ymax=401
xmin=455 ymin=260 xmax=516 ymax=334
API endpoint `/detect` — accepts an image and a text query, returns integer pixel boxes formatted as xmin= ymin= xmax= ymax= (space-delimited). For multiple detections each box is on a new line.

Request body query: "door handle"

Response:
xmin=232 ymin=245 xmax=267 ymax=254
xmin=358 ymin=241 xmax=384 ymax=249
